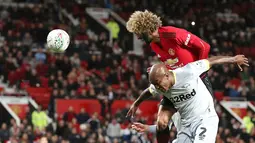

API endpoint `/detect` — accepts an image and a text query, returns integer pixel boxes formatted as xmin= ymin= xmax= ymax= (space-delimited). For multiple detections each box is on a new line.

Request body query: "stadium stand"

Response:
xmin=0 ymin=0 xmax=255 ymax=143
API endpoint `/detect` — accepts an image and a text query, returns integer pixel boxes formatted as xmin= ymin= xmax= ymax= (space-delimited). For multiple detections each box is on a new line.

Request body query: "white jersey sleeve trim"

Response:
xmin=173 ymin=71 xmax=177 ymax=85
xmin=148 ymin=84 xmax=158 ymax=96
xmin=205 ymin=59 xmax=210 ymax=70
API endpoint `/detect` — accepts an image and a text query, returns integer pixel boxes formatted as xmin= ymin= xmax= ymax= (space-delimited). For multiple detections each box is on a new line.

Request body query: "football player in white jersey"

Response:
xmin=127 ymin=55 xmax=249 ymax=143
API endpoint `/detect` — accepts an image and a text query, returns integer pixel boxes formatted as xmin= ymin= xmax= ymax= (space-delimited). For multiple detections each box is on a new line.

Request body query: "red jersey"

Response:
xmin=150 ymin=26 xmax=210 ymax=70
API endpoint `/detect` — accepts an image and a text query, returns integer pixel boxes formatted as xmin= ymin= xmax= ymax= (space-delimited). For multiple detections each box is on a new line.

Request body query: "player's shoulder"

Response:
xmin=158 ymin=26 xmax=177 ymax=39
xmin=159 ymin=26 xmax=179 ymax=31
xmin=159 ymin=26 xmax=188 ymax=39
xmin=172 ymin=68 xmax=193 ymax=86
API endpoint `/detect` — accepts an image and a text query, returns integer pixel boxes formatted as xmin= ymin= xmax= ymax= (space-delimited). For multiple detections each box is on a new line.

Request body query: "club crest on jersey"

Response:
xmin=168 ymin=48 xmax=175 ymax=56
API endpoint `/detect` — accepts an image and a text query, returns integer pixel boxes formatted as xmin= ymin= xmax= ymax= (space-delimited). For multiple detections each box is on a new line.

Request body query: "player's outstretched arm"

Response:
xmin=131 ymin=123 xmax=161 ymax=133
xmin=126 ymin=88 xmax=153 ymax=117
xmin=131 ymin=122 xmax=151 ymax=133
xmin=208 ymin=55 xmax=249 ymax=71
xmin=132 ymin=121 xmax=174 ymax=133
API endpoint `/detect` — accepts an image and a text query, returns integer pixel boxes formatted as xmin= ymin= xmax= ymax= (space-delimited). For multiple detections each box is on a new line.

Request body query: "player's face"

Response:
xmin=136 ymin=33 xmax=153 ymax=44
xmin=154 ymin=73 xmax=172 ymax=92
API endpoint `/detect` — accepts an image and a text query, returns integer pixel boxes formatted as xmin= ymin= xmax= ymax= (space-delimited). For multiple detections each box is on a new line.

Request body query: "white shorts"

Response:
xmin=173 ymin=115 xmax=219 ymax=143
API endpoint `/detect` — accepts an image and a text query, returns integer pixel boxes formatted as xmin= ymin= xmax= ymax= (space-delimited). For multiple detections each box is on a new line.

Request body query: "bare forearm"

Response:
xmin=208 ymin=56 xmax=235 ymax=66
xmin=134 ymin=88 xmax=153 ymax=105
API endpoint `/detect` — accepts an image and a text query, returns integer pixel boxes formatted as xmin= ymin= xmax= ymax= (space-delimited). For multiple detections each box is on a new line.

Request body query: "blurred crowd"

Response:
xmin=0 ymin=0 xmax=255 ymax=142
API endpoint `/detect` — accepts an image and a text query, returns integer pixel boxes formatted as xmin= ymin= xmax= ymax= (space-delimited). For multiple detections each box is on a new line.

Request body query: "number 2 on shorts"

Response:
xmin=198 ymin=127 xmax=207 ymax=141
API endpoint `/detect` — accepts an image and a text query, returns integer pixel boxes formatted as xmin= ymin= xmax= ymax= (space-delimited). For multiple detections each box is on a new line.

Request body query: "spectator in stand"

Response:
xmin=0 ymin=0 xmax=255 ymax=142
xmin=6 ymin=136 xmax=18 ymax=143
xmin=63 ymin=106 xmax=77 ymax=122
xmin=225 ymin=82 xmax=239 ymax=97
xmin=112 ymin=41 xmax=123 ymax=56
xmin=240 ymin=67 xmax=250 ymax=81
xmin=106 ymin=119 xmax=121 ymax=141
xmin=70 ymin=53 xmax=80 ymax=68
xmin=72 ymin=118 xmax=80 ymax=133
xmin=68 ymin=128 xmax=81 ymax=142
xmin=26 ymin=69 xmax=41 ymax=87
xmin=77 ymin=108 xmax=90 ymax=124
xmin=32 ymin=105 xmax=48 ymax=131
xmin=20 ymin=133 xmax=29 ymax=143
xmin=0 ymin=123 xmax=10 ymax=142
xmin=39 ymin=136 xmax=48 ymax=143
xmin=56 ymin=120 xmax=66 ymax=137
xmin=243 ymin=110 xmax=254 ymax=134
xmin=34 ymin=47 xmax=46 ymax=63
xmin=106 ymin=85 xmax=115 ymax=101
xmin=87 ymin=113 xmax=100 ymax=132
xmin=106 ymin=17 xmax=120 ymax=41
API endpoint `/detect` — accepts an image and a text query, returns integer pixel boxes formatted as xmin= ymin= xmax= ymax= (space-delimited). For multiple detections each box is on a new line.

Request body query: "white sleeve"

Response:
xmin=171 ymin=112 xmax=181 ymax=132
xmin=187 ymin=59 xmax=210 ymax=76
xmin=176 ymin=59 xmax=210 ymax=78
xmin=148 ymin=84 xmax=160 ymax=96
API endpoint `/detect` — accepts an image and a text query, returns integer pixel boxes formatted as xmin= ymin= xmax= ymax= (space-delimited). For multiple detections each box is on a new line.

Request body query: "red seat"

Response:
xmin=8 ymin=71 xmax=17 ymax=85
xmin=111 ymin=84 xmax=120 ymax=90
xmin=105 ymin=67 xmax=111 ymax=73
xmin=229 ymin=78 xmax=241 ymax=90
xmin=16 ymin=68 xmax=26 ymax=81
xmin=214 ymin=91 xmax=224 ymax=101
xmin=40 ymin=77 xmax=49 ymax=88
xmin=80 ymin=61 xmax=88 ymax=69
xmin=36 ymin=64 xmax=48 ymax=77
xmin=26 ymin=87 xmax=52 ymax=109
xmin=0 ymin=87 xmax=4 ymax=92
xmin=94 ymin=70 xmax=102 ymax=77
xmin=75 ymin=35 xmax=89 ymax=40
xmin=20 ymin=81 xmax=30 ymax=89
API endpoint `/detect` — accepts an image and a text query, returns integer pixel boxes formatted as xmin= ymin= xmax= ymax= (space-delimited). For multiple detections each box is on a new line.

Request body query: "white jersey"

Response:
xmin=149 ymin=59 xmax=217 ymax=126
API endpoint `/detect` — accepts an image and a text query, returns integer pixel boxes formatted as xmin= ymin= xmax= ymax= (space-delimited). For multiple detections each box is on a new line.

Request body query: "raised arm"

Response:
xmin=126 ymin=88 xmax=153 ymax=117
xmin=208 ymin=55 xmax=249 ymax=71
xmin=180 ymin=55 xmax=249 ymax=79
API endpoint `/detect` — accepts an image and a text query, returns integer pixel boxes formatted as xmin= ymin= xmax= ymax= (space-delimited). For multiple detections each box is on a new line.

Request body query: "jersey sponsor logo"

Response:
xmin=169 ymin=89 xmax=196 ymax=103
xmin=184 ymin=34 xmax=191 ymax=45
xmin=165 ymin=58 xmax=179 ymax=65
xmin=168 ymin=48 xmax=175 ymax=56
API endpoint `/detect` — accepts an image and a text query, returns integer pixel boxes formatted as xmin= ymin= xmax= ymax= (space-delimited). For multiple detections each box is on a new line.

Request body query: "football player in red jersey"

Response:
xmin=125 ymin=10 xmax=212 ymax=143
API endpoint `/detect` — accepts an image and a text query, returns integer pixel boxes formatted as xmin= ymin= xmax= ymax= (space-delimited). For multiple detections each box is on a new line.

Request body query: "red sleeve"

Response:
xmin=180 ymin=33 xmax=210 ymax=60
xmin=190 ymin=35 xmax=210 ymax=59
